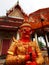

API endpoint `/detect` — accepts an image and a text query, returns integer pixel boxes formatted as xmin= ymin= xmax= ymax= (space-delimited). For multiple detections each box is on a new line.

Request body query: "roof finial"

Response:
xmin=17 ymin=0 xmax=19 ymax=5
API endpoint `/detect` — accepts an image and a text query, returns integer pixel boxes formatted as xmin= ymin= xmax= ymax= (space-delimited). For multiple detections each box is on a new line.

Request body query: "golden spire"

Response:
xmin=17 ymin=0 xmax=19 ymax=5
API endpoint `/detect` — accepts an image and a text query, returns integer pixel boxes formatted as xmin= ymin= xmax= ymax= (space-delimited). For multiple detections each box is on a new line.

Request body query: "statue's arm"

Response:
xmin=6 ymin=40 xmax=30 ymax=65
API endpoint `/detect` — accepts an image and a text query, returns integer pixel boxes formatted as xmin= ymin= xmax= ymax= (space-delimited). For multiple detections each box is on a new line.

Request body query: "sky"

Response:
xmin=0 ymin=0 xmax=49 ymax=16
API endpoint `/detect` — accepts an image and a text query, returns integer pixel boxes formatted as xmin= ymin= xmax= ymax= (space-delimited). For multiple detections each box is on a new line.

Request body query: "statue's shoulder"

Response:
xmin=31 ymin=41 xmax=37 ymax=47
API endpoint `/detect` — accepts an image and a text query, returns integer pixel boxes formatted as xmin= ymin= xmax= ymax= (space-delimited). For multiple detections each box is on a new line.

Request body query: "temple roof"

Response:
xmin=6 ymin=1 xmax=27 ymax=18
xmin=29 ymin=8 xmax=49 ymax=15
xmin=29 ymin=8 xmax=49 ymax=33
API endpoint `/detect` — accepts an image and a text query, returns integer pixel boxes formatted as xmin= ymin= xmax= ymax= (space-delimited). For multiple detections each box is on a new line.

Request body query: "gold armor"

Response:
xmin=6 ymin=39 xmax=44 ymax=65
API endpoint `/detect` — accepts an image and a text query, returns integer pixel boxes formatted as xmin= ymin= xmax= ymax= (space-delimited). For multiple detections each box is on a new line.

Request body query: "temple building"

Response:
xmin=0 ymin=1 xmax=27 ymax=56
xmin=29 ymin=8 xmax=49 ymax=34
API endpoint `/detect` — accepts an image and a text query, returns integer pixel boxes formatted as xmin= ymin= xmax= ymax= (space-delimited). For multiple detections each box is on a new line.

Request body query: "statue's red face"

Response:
xmin=19 ymin=26 xmax=32 ymax=38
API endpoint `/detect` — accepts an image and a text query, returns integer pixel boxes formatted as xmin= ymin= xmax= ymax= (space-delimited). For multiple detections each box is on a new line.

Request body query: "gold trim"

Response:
xmin=8 ymin=51 xmax=14 ymax=55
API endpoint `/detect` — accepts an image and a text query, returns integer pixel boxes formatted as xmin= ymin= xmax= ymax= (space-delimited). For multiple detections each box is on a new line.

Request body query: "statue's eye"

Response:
xmin=23 ymin=29 xmax=26 ymax=32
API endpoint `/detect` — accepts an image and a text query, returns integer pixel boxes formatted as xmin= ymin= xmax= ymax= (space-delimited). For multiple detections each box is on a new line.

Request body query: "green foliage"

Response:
xmin=38 ymin=41 xmax=45 ymax=49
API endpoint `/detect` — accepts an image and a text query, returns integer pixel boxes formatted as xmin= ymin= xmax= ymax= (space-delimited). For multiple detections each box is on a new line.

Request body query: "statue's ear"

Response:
xmin=18 ymin=29 xmax=21 ymax=33
xmin=18 ymin=29 xmax=20 ymax=32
